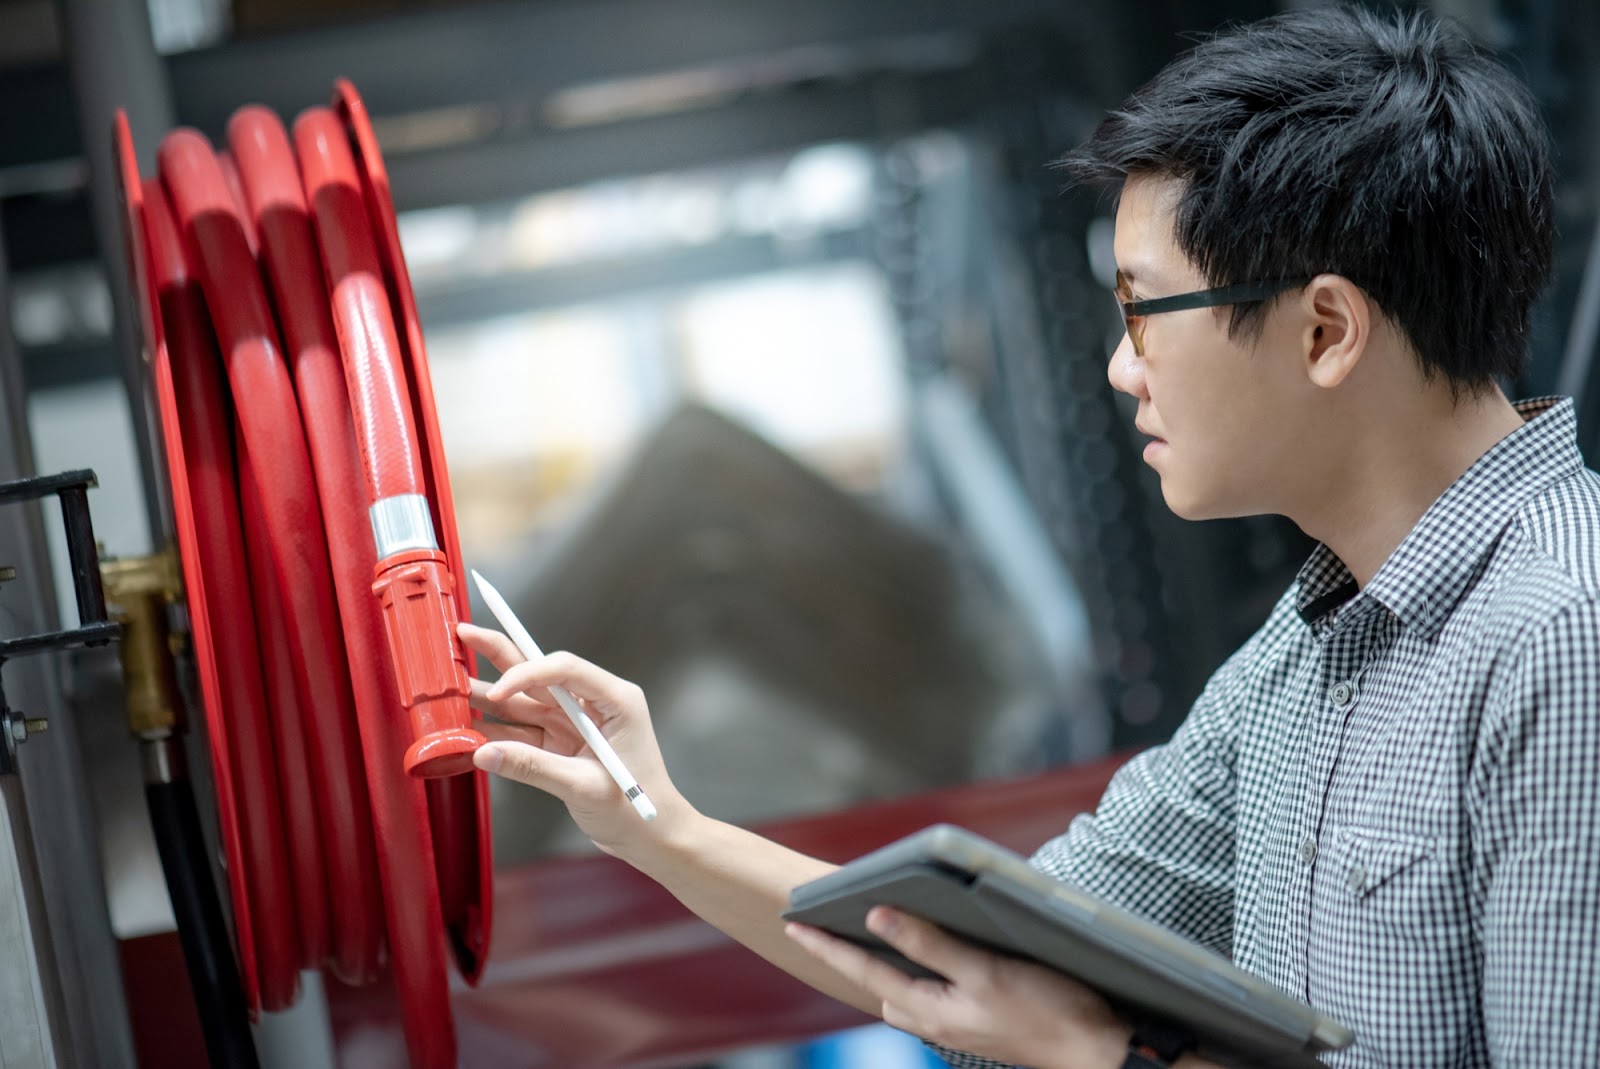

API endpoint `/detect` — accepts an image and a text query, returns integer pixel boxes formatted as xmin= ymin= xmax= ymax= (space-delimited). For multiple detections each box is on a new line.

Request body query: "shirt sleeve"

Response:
xmin=926 ymin=634 xmax=1255 ymax=1069
xmin=1028 ymin=651 xmax=1243 ymax=957
xmin=1473 ymin=598 xmax=1600 ymax=1066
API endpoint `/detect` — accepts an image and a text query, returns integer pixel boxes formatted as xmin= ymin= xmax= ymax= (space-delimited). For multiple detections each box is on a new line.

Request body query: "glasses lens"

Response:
xmin=1114 ymin=272 xmax=1144 ymax=356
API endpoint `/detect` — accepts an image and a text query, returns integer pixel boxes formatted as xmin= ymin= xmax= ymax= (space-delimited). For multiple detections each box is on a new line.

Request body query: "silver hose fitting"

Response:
xmin=370 ymin=493 xmax=438 ymax=558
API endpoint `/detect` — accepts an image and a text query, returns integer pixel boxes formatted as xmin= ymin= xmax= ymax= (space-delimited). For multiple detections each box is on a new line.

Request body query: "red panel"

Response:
xmin=329 ymin=755 xmax=1130 ymax=1067
xmin=119 ymin=934 xmax=208 ymax=1069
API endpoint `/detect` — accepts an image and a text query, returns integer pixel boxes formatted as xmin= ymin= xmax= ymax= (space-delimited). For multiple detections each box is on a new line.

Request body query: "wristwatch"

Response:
xmin=1119 ymin=1022 xmax=1193 ymax=1069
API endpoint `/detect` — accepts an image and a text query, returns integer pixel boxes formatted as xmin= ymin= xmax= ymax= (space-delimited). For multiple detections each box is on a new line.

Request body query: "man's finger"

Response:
xmin=469 ymin=678 xmax=584 ymax=752
xmin=784 ymin=922 xmax=937 ymax=1004
xmin=478 ymin=714 xmax=587 ymax=758
xmin=473 ymin=739 xmax=593 ymax=798
xmin=457 ymin=622 xmax=527 ymax=673
xmin=478 ymin=718 xmax=547 ymax=751
xmin=864 ymin=908 xmax=990 ymax=982
xmin=469 ymin=677 xmax=562 ymax=724
xmin=486 ymin=650 xmax=645 ymax=721
xmin=465 ymin=676 xmax=502 ymax=715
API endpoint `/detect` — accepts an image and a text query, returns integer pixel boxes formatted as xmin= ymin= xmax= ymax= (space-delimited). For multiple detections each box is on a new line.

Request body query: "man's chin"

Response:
xmin=1163 ymin=497 xmax=1214 ymax=522
xmin=1158 ymin=480 xmax=1253 ymax=522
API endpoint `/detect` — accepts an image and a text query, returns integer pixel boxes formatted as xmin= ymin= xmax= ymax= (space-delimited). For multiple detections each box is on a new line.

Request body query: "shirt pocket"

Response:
xmin=1328 ymin=825 xmax=1436 ymax=899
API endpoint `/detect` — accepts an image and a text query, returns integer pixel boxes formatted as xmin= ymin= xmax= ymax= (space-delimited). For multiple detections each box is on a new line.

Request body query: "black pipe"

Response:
xmin=145 ymin=774 xmax=261 ymax=1069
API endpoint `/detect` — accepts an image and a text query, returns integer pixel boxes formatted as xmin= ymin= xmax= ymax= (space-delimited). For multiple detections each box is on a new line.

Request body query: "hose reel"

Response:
xmin=115 ymin=80 xmax=492 ymax=1068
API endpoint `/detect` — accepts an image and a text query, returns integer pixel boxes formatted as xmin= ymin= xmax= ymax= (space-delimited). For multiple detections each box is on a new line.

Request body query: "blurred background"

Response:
xmin=1 ymin=0 xmax=1597 ymax=1066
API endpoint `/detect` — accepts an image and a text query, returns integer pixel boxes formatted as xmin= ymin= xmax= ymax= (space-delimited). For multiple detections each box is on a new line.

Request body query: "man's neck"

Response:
xmin=1294 ymin=388 xmax=1528 ymax=588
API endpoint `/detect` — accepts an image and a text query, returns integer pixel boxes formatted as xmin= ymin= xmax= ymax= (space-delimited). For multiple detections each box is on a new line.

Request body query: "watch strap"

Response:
xmin=1119 ymin=1020 xmax=1193 ymax=1069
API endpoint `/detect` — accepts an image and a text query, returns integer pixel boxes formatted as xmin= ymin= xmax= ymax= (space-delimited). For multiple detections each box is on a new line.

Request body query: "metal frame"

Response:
xmin=0 ymin=0 xmax=1115 ymax=174
xmin=0 ymin=237 xmax=136 ymax=1067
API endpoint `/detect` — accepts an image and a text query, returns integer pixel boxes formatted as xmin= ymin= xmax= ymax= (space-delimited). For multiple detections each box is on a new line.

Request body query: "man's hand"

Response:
xmin=457 ymin=622 xmax=692 ymax=857
xmin=786 ymin=906 xmax=1132 ymax=1069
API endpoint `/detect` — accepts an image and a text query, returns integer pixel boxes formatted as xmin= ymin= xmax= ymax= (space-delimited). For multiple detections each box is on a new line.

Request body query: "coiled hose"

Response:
xmin=113 ymin=80 xmax=492 ymax=1068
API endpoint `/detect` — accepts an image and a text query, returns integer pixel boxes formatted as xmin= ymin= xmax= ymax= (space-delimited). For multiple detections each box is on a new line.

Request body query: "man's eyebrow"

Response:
xmin=1117 ymin=264 xmax=1153 ymax=289
xmin=1119 ymin=258 xmax=1180 ymax=295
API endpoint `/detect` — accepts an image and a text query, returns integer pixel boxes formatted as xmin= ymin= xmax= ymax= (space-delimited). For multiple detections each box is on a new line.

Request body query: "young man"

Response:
xmin=459 ymin=7 xmax=1600 ymax=1067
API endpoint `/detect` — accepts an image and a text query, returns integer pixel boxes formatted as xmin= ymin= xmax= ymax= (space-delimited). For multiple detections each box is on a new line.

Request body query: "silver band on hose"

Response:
xmin=141 ymin=735 xmax=185 ymax=785
xmin=370 ymin=493 xmax=438 ymax=558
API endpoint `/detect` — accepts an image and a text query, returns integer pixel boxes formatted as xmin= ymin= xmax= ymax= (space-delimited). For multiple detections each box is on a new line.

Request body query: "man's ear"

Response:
xmin=1301 ymin=274 xmax=1369 ymax=389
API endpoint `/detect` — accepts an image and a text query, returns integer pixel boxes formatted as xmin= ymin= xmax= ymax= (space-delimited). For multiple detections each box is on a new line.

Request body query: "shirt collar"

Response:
xmin=1295 ymin=397 xmax=1582 ymax=635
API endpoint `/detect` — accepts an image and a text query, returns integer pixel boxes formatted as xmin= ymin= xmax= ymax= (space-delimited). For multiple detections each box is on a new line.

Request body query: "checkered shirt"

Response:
xmin=936 ymin=397 xmax=1600 ymax=1068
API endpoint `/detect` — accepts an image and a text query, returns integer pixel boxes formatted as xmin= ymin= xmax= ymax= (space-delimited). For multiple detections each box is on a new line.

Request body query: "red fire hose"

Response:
xmin=114 ymin=80 xmax=493 ymax=1068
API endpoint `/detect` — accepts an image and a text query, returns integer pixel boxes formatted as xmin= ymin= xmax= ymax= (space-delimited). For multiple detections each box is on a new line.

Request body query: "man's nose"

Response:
xmin=1107 ymin=332 xmax=1145 ymax=398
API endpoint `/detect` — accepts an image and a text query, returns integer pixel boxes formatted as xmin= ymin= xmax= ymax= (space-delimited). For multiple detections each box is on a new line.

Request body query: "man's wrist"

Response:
xmin=620 ymin=797 xmax=707 ymax=873
xmin=1061 ymin=1015 xmax=1131 ymax=1069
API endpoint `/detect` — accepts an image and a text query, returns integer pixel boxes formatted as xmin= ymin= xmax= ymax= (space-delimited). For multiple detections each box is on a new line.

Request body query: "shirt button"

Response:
xmin=1348 ymin=866 xmax=1367 ymax=892
xmin=1330 ymin=681 xmax=1355 ymax=706
xmin=1300 ymin=837 xmax=1318 ymax=864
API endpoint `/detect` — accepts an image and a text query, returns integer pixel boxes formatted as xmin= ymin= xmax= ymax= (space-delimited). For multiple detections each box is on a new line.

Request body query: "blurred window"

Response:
xmin=407 ymin=143 xmax=905 ymax=563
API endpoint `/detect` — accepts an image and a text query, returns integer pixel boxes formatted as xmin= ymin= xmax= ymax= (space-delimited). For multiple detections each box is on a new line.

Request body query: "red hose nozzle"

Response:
xmin=371 ymin=549 xmax=484 ymax=777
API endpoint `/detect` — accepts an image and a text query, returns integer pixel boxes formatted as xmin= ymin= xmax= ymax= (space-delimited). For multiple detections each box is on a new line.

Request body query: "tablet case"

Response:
xmin=785 ymin=825 xmax=1353 ymax=1069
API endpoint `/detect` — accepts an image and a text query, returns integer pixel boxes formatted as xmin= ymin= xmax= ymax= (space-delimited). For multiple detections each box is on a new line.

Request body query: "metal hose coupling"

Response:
xmin=99 ymin=545 xmax=185 ymax=749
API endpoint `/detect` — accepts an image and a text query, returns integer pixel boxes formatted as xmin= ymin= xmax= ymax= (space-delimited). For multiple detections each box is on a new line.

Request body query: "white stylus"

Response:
xmin=470 ymin=569 xmax=657 ymax=822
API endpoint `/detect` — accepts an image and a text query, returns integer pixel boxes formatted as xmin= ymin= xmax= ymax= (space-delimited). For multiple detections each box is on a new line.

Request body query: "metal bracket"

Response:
xmin=0 ymin=468 xmax=122 ymax=776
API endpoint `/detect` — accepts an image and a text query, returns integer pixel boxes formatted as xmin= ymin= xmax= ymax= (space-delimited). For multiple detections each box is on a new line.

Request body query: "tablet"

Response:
xmin=784 ymin=825 xmax=1353 ymax=1069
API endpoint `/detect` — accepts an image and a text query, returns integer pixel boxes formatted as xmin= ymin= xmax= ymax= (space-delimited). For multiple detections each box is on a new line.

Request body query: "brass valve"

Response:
xmin=100 ymin=546 xmax=185 ymax=739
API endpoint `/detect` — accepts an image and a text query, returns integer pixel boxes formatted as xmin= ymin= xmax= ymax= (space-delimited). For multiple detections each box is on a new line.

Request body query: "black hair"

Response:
xmin=1059 ymin=4 xmax=1555 ymax=393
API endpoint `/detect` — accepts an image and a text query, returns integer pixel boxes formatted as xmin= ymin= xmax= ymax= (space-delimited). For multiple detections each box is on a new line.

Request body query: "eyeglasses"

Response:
xmin=1114 ymin=271 xmax=1311 ymax=356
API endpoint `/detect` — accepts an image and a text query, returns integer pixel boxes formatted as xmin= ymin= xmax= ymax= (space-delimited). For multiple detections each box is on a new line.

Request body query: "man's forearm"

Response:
xmin=627 ymin=811 xmax=881 ymax=1016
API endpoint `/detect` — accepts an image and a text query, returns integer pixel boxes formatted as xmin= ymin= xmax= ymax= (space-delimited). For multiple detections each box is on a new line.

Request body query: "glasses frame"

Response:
xmin=1114 ymin=271 xmax=1312 ymax=355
